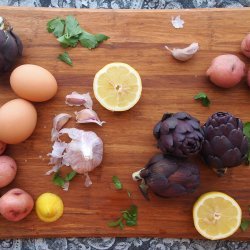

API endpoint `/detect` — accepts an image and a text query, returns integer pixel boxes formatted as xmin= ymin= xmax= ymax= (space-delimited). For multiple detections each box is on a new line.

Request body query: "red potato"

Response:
xmin=241 ymin=34 xmax=250 ymax=58
xmin=0 ymin=156 xmax=17 ymax=188
xmin=0 ymin=141 xmax=6 ymax=155
xmin=206 ymin=54 xmax=246 ymax=88
xmin=0 ymin=188 xmax=34 ymax=222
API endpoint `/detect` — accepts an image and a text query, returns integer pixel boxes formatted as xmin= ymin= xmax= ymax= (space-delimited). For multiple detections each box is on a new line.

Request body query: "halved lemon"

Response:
xmin=193 ymin=192 xmax=242 ymax=240
xmin=93 ymin=62 xmax=142 ymax=111
xmin=36 ymin=193 xmax=64 ymax=222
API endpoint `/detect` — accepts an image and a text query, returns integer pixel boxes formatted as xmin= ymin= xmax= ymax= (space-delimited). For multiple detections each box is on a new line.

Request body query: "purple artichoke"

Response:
xmin=153 ymin=112 xmax=204 ymax=158
xmin=132 ymin=154 xmax=200 ymax=198
xmin=201 ymin=112 xmax=248 ymax=175
xmin=0 ymin=17 xmax=23 ymax=72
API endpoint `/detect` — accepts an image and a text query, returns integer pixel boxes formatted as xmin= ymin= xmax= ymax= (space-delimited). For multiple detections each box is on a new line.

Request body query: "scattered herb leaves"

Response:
xmin=108 ymin=204 xmax=138 ymax=230
xmin=47 ymin=15 xmax=109 ymax=49
xmin=243 ymin=122 xmax=250 ymax=164
xmin=194 ymin=92 xmax=210 ymax=107
xmin=53 ymin=170 xmax=77 ymax=188
xmin=240 ymin=219 xmax=250 ymax=231
xmin=58 ymin=52 xmax=73 ymax=66
xmin=112 ymin=176 xmax=123 ymax=190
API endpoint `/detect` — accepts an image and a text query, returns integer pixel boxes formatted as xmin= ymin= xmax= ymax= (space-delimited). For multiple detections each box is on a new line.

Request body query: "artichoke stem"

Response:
xmin=213 ymin=168 xmax=227 ymax=177
xmin=132 ymin=169 xmax=144 ymax=181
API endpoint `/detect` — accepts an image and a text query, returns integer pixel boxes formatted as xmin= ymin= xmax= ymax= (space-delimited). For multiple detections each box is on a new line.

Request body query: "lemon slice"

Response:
xmin=93 ymin=62 xmax=142 ymax=111
xmin=193 ymin=192 xmax=242 ymax=240
xmin=36 ymin=193 xmax=64 ymax=222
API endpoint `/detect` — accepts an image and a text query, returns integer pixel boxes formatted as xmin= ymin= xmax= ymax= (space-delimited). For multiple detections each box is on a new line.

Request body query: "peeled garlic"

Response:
xmin=75 ymin=109 xmax=105 ymax=126
xmin=65 ymin=91 xmax=93 ymax=109
xmin=171 ymin=15 xmax=184 ymax=29
xmin=165 ymin=42 xmax=199 ymax=62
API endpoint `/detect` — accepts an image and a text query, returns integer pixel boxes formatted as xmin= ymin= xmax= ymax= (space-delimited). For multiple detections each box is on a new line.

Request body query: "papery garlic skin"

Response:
xmin=165 ymin=42 xmax=199 ymax=62
xmin=75 ymin=109 xmax=105 ymax=126
xmin=51 ymin=113 xmax=71 ymax=142
xmin=171 ymin=15 xmax=184 ymax=29
xmin=65 ymin=92 xmax=93 ymax=109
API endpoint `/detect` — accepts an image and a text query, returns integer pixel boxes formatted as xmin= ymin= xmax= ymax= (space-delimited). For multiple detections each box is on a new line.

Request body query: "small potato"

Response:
xmin=0 ymin=141 xmax=6 ymax=155
xmin=0 ymin=155 xmax=17 ymax=188
xmin=206 ymin=54 xmax=246 ymax=88
xmin=0 ymin=188 xmax=34 ymax=222
xmin=241 ymin=34 xmax=250 ymax=58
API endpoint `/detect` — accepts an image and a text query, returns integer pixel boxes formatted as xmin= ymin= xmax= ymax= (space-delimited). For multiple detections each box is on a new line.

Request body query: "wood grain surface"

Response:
xmin=0 ymin=6 xmax=250 ymax=240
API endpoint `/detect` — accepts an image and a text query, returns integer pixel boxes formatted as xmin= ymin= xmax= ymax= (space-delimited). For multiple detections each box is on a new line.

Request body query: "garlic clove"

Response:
xmin=171 ymin=15 xmax=184 ymax=29
xmin=75 ymin=109 xmax=105 ymax=126
xmin=45 ymin=164 xmax=61 ymax=175
xmin=51 ymin=113 xmax=71 ymax=142
xmin=84 ymin=173 xmax=92 ymax=187
xmin=65 ymin=91 xmax=93 ymax=109
xmin=165 ymin=42 xmax=199 ymax=62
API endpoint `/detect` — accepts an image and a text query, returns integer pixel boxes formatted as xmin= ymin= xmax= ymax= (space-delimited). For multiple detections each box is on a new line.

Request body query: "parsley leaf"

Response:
xmin=65 ymin=15 xmax=83 ymax=38
xmin=194 ymin=92 xmax=210 ymax=107
xmin=240 ymin=219 xmax=250 ymax=231
xmin=95 ymin=34 xmax=109 ymax=43
xmin=65 ymin=171 xmax=77 ymax=181
xmin=79 ymin=32 xmax=98 ymax=49
xmin=112 ymin=176 xmax=123 ymax=190
xmin=47 ymin=18 xmax=65 ymax=38
xmin=243 ymin=122 xmax=250 ymax=164
xmin=53 ymin=171 xmax=65 ymax=187
xmin=58 ymin=52 xmax=73 ymax=66
xmin=108 ymin=205 xmax=138 ymax=230
xmin=57 ymin=35 xmax=79 ymax=48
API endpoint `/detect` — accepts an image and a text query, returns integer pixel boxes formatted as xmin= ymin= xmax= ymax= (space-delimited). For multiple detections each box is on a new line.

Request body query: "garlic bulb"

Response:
xmin=48 ymin=128 xmax=103 ymax=188
xmin=65 ymin=91 xmax=93 ymax=109
xmin=165 ymin=42 xmax=199 ymax=62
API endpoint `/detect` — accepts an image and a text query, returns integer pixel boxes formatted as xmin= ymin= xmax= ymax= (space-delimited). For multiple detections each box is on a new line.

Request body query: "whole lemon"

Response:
xmin=36 ymin=193 xmax=64 ymax=222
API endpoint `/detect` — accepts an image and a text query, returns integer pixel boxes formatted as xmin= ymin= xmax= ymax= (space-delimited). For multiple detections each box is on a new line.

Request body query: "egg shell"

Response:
xmin=0 ymin=99 xmax=37 ymax=144
xmin=10 ymin=64 xmax=58 ymax=102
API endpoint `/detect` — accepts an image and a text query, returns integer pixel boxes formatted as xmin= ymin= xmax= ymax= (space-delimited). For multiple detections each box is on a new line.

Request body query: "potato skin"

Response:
xmin=0 ymin=156 xmax=17 ymax=188
xmin=206 ymin=54 xmax=246 ymax=88
xmin=0 ymin=188 xmax=34 ymax=222
xmin=241 ymin=34 xmax=250 ymax=58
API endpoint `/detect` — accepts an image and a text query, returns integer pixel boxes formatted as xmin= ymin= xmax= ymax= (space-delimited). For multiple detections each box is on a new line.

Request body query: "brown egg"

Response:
xmin=0 ymin=99 xmax=37 ymax=144
xmin=10 ymin=64 xmax=58 ymax=102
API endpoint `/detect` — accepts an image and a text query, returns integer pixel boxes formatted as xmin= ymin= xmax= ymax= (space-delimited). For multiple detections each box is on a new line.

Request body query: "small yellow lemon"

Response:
xmin=36 ymin=193 xmax=64 ymax=222
xmin=193 ymin=192 xmax=242 ymax=240
xmin=93 ymin=62 xmax=142 ymax=111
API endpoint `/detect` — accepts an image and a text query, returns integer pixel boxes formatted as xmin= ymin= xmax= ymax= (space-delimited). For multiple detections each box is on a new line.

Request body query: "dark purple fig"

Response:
xmin=201 ymin=112 xmax=248 ymax=176
xmin=153 ymin=112 xmax=204 ymax=158
xmin=132 ymin=154 xmax=200 ymax=198
xmin=0 ymin=17 xmax=23 ymax=72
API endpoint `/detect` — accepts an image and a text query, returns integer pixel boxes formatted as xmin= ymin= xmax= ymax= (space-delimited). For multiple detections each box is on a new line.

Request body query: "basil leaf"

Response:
xmin=194 ymin=92 xmax=210 ymax=107
xmin=53 ymin=171 xmax=65 ymax=187
xmin=112 ymin=176 xmax=123 ymax=190
xmin=65 ymin=171 xmax=77 ymax=181
xmin=240 ymin=219 xmax=250 ymax=231
xmin=58 ymin=52 xmax=73 ymax=66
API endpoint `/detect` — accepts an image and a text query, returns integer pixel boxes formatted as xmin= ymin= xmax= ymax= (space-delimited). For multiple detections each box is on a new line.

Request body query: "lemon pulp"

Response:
xmin=36 ymin=193 xmax=64 ymax=222
xmin=93 ymin=62 xmax=142 ymax=111
xmin=193 ymin=191 xmax=242 ymax=240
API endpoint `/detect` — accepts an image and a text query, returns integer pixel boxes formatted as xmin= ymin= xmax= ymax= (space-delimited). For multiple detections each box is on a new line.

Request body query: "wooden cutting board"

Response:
xmin=0 ymin=6 xmax=250 ymax=240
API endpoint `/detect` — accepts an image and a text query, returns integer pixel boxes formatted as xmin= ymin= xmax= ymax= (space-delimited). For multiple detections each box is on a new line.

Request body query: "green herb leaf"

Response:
xmin=243 ymin=122 xmax=250 ymax=164
xmin=58 ymin=51 xmax=73 ymax=66
xmin=95 ymin=34 xmax=110 ymax=43
xmin=240 ymin=219 xmax=250 ymax=231
xmin=108 ymin=217 xmax=123 ymax=228
xmin=53 ymin=171 xmax=65 ymax=187
xmin=194 ymin=92 xmax=210 ymax=107
xmin=58 ymin=52 xmax=73 ymax=66
xmin=79 ymin=32 xmax=98 ymax=49
xmin=112 ymin=176 xmax=123 ymax=190
xmin=65 ymin=16 xmax=83 ymax=38
xmin=65 ymin=171 xmax=77 ymax=181
xmin=57 ymin=35 xmax=79 ymax=48
xmin=47 ymin=18 xmax=65 ymax=38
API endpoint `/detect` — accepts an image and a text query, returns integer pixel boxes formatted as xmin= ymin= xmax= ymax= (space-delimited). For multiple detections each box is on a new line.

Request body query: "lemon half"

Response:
xmin=36 ymin=193 xmax=64 ymax=222
xmin=193 ymin=192 xmax=242 ymax=240
xmin=93 ymin=62 xmax=142 ymax=111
